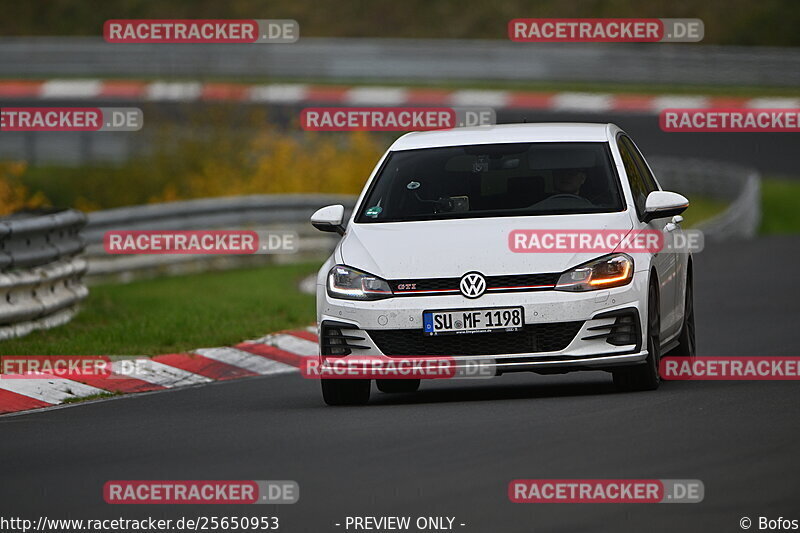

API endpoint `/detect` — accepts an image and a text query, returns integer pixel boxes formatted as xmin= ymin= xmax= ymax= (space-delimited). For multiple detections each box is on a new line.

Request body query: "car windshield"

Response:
xmin=355 ymin=142 xmax=624 ymax=223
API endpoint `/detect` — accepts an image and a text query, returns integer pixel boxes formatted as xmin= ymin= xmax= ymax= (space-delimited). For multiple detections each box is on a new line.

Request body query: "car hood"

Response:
xmin=339 ymin=212 xmax=634 ymax=279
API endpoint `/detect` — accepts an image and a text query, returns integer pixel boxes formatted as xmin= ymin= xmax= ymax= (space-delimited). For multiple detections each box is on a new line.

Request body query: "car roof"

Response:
xmin=389 ymin=122 xmax=619 ymax=151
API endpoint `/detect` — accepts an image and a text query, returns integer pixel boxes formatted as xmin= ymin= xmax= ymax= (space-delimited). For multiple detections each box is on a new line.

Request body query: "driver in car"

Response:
xmin=552 ymin=169 xmax=587 ymax=196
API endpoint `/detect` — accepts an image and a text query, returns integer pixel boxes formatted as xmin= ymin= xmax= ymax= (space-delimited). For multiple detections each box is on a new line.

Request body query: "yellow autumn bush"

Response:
xmin=13 ymin=111 xmax=389 ymax=211
xmin=148 ymin=126 xmax=384 ymax=202
xmin=0 ymin=161 xmax=49 ymax=216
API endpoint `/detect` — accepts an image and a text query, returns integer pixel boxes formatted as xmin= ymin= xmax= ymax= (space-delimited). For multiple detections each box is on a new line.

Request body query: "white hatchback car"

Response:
xmin=311 ymin=123 xmax=695 ymax=405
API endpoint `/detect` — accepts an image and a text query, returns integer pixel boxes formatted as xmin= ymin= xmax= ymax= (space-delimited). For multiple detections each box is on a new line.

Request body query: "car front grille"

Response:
xmin=389 ymin=273 xmax=560 ymax=296
xmin=365 ymin=322 xmax=584 ymax=356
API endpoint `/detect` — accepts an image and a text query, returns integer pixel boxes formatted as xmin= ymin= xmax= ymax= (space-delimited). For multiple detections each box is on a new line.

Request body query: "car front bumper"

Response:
xmin=316 ymin=270 xmax=650 ymax=374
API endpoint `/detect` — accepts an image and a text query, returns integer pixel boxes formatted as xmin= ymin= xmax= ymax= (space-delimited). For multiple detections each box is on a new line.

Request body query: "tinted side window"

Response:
xmin=617 ymin=136 xmax=648 ymax=216
xmin=622 ymin=136 xmax=658 ymax=194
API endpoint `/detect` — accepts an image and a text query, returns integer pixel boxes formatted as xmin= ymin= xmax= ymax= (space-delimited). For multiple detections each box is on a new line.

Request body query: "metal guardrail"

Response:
xmin=0 ymin=209 xmax=88 ymax=340
xmin=1 ymin=37 xmax=799 ymax=87
xmin=82 ymin=194 xmax=355 ymax=281
xmin=82 ymin=194 xmax=355 ymax=241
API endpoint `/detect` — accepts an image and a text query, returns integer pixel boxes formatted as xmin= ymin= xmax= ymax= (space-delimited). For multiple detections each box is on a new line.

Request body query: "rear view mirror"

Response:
xmin=311 ymin=204 xmax=346 ymax=235
xmin=643 ymin=191 xmax=689 ymax=223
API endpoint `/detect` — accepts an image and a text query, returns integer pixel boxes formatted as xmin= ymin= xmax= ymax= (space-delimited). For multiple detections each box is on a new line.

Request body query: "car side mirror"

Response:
xmin=311 ymin=204 xmax=346 ymax=236
xmin=642 ymin=191 xmax=689 ymax=223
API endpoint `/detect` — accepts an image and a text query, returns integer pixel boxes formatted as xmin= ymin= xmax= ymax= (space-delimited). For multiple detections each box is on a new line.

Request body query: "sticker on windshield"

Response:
xmin=365 ymin=206 xmax=383 ymax=218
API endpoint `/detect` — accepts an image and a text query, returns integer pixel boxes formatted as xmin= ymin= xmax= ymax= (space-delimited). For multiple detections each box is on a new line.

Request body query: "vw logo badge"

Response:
xmin=460 ymin=272 xmax=487 ymax=299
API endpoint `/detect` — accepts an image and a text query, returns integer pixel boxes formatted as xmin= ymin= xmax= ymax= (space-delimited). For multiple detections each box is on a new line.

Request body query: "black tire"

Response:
xmin=321 ymin=379 xmax=371 ymax=406
xmin=376 ymin=379 xmax=421 ymax=393
xmin=613 ymin=281 xmax=661 ymax=392
xmin=668 ymin=270 xmax=696 ymax=359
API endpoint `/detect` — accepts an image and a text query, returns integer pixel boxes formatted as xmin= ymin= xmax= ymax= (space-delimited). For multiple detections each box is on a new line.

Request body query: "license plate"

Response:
xmin=422 ymin=307 xmax=524 ymax=336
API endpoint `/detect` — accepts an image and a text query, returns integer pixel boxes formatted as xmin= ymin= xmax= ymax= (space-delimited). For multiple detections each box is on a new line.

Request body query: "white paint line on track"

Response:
xmin=0 ymin=378 xmax=107 ymax=404
xmin=248 ymin=84 xmax=308 ymax=103
xmin=449 ymin=90 xmax=510 ymax=108
xmin=111 ymin=359 xmax=212 ymax=387
xmin=344 ymin=87 xmax=409 ymax=105
xmin=271 ymin=334 xmax=319 ymax=356
xmin=306 ymin=325 xmax=319 ymax=335
xmin=193 ymin=347 xmax=297 ymax=376
xmin=41 ymin=79 xmax=102 ymax=99
xmin=146 ymin=81 xmax=202 ymax=101
xmin=652 ymin=95 xmax=710 ymax=111
xmin=551 ymin=92 xmax=613 ymax=112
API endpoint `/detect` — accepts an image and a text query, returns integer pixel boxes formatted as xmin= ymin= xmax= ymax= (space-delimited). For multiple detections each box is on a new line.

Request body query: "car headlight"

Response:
xmin=327 ymin=265 xmax=393 ymax=300
xmin=555 ymin=253 xmax=634 ymax=292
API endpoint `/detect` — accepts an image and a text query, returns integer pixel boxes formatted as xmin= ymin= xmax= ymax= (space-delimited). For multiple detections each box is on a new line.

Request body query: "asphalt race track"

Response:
xmin=1 ymin=235 xmax=799 ymax=533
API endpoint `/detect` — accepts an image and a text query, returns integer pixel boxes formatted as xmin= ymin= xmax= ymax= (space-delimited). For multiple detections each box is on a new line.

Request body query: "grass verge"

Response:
xmin=1 ymin=263 xmax=318 ymax=356
xmin=760 ymin=178 xmax=800 ymax=234
xmin=681 ymin=196 xmax=728 ymax=228
xmin=61 ymin=392 xmax=120 ymax=404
